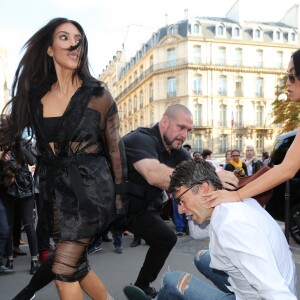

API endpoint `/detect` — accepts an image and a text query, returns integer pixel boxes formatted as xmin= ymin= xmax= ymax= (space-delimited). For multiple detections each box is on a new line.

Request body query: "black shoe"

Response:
xmin=12 ymin=286 xmax=36 ymax=300
xmin=123 ymin=285 xmax=152 ymax=300
xmin=5 ymin=258 xmax=14 ymax=270
xmin=101 ymin=235 xmax=113 ymax=242
xmin=0 ymin=265 xmax=13 ymax=275
xmin=30 ymin=260 xmax=40 ymax=275
xmin=143 ymin=286 xmax=158 ymax=298
xmin=13 ymin=248 xmax=27 ymax=256
xmin=130 ymin=239 xmax=141 ymax=247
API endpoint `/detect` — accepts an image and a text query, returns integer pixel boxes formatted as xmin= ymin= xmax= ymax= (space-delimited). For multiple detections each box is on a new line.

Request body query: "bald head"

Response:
xmin=159 ymin=104 xmax=193 ymax=151
xmin=163 ymin=104 xmax=192 ymax=121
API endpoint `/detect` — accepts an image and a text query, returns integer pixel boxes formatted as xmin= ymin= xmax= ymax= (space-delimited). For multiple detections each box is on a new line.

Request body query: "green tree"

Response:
xmin=271 ymin=81 xmax=300 ymax=133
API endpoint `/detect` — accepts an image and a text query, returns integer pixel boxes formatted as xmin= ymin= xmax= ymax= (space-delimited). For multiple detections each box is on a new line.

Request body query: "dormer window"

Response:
xmin=216 ymin=24 xmax=225 ymax=37
xmin=273 ymin=29 xmax=282 ymax=42
xmin=288 ymin=31 xmax=297 ymax=43
xmin=253 ymin=27 xmax=262 ymax=41
xmin=151 ymin=33 xmax=157 ymax=46
xmin=168 ymin=26 xmax=177 ymax=35
xmin=233 ymin=26 xmax=241 ymax=38
xmin=194 ymin=23 xmax=200 ymax=34
xmin=218 ymin=26 xmax=224 ymax=35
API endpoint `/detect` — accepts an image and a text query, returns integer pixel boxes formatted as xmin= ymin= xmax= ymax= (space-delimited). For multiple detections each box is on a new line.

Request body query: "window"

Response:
xmin=134 ymin=71 xmax=138 ymax=81
xmin=275 ymin=31 xmax=281 ymax=40
xmin=193 ymin=23 xmax=200 ymax=34
xmin=194 ymin=134 xmax=203 ymax=151
xmin=167 ymin=48 xmax=176 ymax=67
xmin=140 ymin=65 xmax=144 ymax=77
xmin=140 ymin=115 xmax=144 ymax=127
xmin=256 ymin=50 xmax=263 ymax=68
xmin=233 ymin=27 xmax=240 ymax=37
xmin=133 ymin=95 xmax=137 ymax=112
xmin=218 ymin=76 xmax=227 ymax=96
xmin=193 ymin=75 xmax=201 ymax=95
xmin=193 ymin=46 xmax=201 ymax=64
xmin=256 ymin=78 xmax=263 ymax=98
xmin=220 ymin=135 xmax=227 ymax=153
xmin=256 ymin=106 xmax=263 ymax=127
xmin=256 ymin=135 xmax=263 ymax=151
xmin=139 ymin=91 xmax=143 ymax=109
xmin=235 ymin=135 xmax=243 ymax=150
xmin=167 ymin=77 xmax=176 ymax=97
xmin=291 ymin=32 xmax=296 ymax=42
xmin=218 ymin=47 xmax=226 ymax=66
xmin=150 ymin=56 xmax=153 ymax=67
xmin=235 ymin=48 xmax=242 ymax=67
xmin=235 ymin=76 xmax=243 ymax=97
xmin=124 ymin=103 xmax=127 ymax=118
xmin=128 ymin=99 xmax=132 ymax=113
xmin=149 ymin=83 xmax=153 ymax=102
xmin=194 ymin=105 xmax=202 ymax=127
xmin=254 ymin=29 xmax=261 ymax=39
xmin=219 ymin=104 xmax=227 ymax=127
xmin=169 ymin=26 xmax=175 ymax=35
xmin=218 ymin=26 xmax=224 ymax=36
xmin=235 ymin=106 xmax=243 ymax=128
xmin=150 ymin=110 xmax=155 ymax=127
xmin=275 ymin=51 xmax=283 ymax=69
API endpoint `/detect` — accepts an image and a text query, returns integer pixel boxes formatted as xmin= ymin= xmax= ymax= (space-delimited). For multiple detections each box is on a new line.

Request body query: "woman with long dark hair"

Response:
xmin=2 ymin=18 xmax=127 ymax=300
xmin=203 ymin=49 xmax=300 ymax=208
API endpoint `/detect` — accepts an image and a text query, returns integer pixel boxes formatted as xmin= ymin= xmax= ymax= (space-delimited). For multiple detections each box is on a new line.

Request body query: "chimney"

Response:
xmin=184 ymin=9 xmax=188 ymax=19
xmin=165 ymin=14 xmax=168 ymax=26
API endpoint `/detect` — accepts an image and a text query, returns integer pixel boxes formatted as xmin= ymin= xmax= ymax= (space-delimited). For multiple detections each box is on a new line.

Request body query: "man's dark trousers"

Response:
xmin=129 ymin=211 xmax=177 ymax=289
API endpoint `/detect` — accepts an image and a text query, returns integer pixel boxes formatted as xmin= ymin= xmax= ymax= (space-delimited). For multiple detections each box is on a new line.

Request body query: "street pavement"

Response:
xmin=1 ymin=220 xmax=299 ymax=300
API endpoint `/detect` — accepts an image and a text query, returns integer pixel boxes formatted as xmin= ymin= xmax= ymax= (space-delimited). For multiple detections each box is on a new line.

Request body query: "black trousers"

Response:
xmin=129 ymin=211 xmax=177 ymax=289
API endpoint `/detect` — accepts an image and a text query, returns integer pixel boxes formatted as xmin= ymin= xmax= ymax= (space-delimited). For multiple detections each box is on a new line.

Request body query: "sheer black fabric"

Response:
xmin=30 ymin=79 xmax=127 ymax=241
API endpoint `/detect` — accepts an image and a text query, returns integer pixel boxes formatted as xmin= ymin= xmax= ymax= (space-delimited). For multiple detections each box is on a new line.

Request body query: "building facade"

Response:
xmin=100 ymin=2 xmax=299 ymax=154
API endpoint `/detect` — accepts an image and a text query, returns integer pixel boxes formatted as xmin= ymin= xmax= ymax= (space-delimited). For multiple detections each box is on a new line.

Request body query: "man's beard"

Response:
xmin=163 ymin=133 xmax=183 ymax=150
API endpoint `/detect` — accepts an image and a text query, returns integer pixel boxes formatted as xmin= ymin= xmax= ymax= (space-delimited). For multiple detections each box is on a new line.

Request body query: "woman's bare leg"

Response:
xmin=80 ymin=271 xmax=110 ymax=300
xmin=55 ymin=280 xmax=84 ymax=300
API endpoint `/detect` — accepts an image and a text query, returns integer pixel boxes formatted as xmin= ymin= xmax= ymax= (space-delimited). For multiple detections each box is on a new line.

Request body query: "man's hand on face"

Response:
xmin=216 ymin=169 xmax=239 ymax=190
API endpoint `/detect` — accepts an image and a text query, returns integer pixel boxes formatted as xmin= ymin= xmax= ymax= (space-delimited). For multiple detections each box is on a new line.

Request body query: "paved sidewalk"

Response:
xmin=1 ymin=220 xmax=299 ymax=299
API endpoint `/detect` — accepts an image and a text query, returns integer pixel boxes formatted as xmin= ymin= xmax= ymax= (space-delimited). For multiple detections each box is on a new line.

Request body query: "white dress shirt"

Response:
xmin=209 ymin=198 xmax=297 ymax=300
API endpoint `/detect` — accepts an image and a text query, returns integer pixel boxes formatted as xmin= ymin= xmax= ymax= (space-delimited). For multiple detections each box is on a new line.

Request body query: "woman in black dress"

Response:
xmin=2 ymin=18 xmax=127 ymax=300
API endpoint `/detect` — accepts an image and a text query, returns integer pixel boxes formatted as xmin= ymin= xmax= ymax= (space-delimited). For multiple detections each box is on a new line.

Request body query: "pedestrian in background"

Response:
xmin=243 ymin=145 xmax=263 ymax=175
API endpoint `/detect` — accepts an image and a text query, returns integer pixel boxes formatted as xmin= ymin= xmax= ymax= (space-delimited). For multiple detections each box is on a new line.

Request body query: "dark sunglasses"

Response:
xmin=284 ymin=73 xmax=297 ymax=84
xmin=232 ymin=155 xmax=240 ymax=157
xmin=174 ymin=183 xmax=199 ymax=205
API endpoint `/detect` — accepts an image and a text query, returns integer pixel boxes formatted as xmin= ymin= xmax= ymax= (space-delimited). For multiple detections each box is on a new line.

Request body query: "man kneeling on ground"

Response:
xmin=124 ymin=159 xmax=297 ymax=299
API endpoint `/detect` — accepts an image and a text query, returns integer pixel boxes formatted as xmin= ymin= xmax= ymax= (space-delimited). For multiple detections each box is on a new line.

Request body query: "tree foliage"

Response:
xmin=271 ymin=80 xmax=300 ymax=133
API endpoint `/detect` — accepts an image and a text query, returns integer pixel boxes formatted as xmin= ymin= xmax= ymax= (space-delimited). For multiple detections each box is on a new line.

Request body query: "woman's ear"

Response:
xmin=47 ymin=46 xmax=53 ymax=57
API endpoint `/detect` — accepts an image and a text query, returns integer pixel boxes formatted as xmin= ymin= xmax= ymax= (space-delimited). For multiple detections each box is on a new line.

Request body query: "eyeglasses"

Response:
xmin=232 ymin=155 xmax=240 ymax=157
xmin=174 ymin=183 xmax=198 ymax=205
xmin=284 ymin=73 xmax=297 ymax=84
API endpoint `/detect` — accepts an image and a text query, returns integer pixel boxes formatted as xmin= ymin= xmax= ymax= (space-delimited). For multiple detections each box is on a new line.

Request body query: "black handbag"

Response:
xmin=7 ymin=167 xmax=34 ymax=199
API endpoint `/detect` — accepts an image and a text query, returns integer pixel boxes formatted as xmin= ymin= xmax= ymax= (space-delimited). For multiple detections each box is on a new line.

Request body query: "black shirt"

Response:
xmin=122 ymin=123 xmax=190 ymax=215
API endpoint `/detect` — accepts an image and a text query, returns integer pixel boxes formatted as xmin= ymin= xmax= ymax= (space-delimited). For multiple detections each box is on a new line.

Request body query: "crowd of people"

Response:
xmin=0 ymin=17 xmax=299 ymax=300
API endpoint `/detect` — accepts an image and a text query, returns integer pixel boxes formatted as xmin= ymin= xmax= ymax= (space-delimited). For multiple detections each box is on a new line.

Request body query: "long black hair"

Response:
xmin=292 ymin=49 xmax=300 ymax=80
xmin=1 ymin=18 xmax=95 ymax=161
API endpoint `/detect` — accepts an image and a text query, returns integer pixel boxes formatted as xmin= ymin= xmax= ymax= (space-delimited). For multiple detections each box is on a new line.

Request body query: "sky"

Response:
xmin=0 ymin=0 xmax=299 ymax=83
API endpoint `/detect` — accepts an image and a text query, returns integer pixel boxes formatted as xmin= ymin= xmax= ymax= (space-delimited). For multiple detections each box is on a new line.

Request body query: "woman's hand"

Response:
xmin=202 ymin=190 xmax=240 ymax=208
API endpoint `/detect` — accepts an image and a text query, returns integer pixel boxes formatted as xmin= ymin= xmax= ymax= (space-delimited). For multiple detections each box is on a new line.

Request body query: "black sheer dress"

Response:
xmin=29 ymin=79 xmax=127 ymax=280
